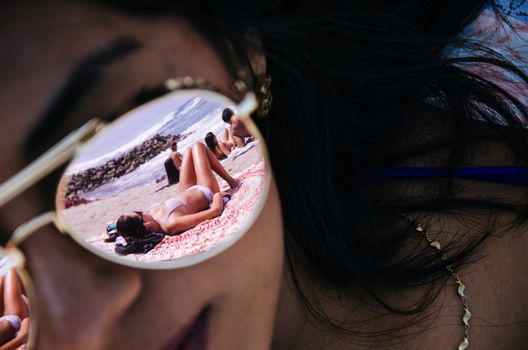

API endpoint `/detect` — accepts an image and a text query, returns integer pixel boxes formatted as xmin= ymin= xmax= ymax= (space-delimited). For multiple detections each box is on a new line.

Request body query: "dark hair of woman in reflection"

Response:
xmin=92 ymin=0 xmax=528 ymax=347
xmin=204 ymin=131 xmax=229 ymax=160
xmin=163 ymin=139 xmax=182 ymax=186
xmin=115 ymin=142 xmax=238 ymax=255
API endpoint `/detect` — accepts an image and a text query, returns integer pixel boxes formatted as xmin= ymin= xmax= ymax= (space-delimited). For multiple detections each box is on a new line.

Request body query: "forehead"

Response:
xmin=0 ymin=0 xmax=230 ymax=179
xmin=0 ymin=2 xmax=227 ymax=79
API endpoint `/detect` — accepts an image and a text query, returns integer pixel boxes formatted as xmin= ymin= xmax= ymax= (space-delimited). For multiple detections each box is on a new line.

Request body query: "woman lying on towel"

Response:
xmin=114 ymin=142 xmax=239 ymax=255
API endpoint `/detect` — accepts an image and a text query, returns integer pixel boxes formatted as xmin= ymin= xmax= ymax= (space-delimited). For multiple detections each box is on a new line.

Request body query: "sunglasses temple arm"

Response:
xmin=8 ymin=212 xmax=57 ymax=248
xmin=0 ymin=119 xmax=105 ymax=208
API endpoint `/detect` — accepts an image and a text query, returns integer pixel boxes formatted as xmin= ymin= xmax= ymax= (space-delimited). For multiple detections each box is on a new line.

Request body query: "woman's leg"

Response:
xmin=231 ymin=134 xmax=246 ymax=148
xmin=175 ymin=148 xmax=197 ymax=192
xmin=3 ymin=270 xmax=28 ymax=319
xmin=191 ymin=143 xmax=238 ymax=193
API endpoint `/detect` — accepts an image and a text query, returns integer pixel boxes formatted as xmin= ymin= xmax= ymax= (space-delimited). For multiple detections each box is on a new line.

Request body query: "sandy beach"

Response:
xmin=59 ymin=141 xmax=266 ymax=244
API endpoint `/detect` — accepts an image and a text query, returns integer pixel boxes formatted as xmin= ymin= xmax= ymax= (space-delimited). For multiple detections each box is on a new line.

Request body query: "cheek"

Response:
xmin=215 ymin=177 xmax=284 ymax=317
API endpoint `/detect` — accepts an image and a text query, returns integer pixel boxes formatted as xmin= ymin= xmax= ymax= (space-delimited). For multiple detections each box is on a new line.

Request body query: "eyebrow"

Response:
xmin=24 ymin=37 xmax=141 ymax=153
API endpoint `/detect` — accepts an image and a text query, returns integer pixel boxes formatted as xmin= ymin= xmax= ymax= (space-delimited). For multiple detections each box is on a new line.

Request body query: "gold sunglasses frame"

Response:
xmin=0 ymin=84 xmax=269 ymax=350
xmin=2 ymin=84 xmax=269 ymax=261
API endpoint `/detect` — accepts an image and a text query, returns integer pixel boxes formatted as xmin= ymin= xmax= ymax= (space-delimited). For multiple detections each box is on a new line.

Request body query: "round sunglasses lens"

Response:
xmin=55 ymin=90 xmax=269 ymax=268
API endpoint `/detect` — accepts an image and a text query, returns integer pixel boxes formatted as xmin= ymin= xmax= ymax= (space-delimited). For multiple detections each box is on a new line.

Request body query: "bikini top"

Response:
xmin=370 ymin=166 xmax=528 ymax=186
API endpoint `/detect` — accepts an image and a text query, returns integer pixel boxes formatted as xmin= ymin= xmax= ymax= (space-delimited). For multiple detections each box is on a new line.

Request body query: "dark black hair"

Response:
xmin=116 ymin=212 xmax=149 ymax=240
xmin=115 ymin=212 xmax=165 ymax=255
xmin=221 ymin=108 xmax=234 ymax=123
xmin=204 ymin=131 xmax=217 ymax=151
xmin=89 ymin=0 xmax=528 ymax=341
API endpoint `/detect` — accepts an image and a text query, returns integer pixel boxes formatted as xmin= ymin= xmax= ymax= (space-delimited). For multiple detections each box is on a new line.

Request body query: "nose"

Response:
xmin=20 ymin=225 xmax=141 ymax=350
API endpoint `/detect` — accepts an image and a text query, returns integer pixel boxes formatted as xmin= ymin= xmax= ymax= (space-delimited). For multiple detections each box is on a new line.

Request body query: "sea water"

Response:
xmin=81 ymin=97 xmax=231 ymax=199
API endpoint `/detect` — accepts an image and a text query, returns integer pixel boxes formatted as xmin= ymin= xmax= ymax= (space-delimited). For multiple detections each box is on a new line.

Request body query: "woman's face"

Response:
xmin=0 ymin=1 xmax=284 ymax=349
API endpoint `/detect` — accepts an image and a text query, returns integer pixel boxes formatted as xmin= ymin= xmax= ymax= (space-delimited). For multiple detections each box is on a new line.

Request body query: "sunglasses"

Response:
xmin=0 ymin=50 xmax=272 ymax=347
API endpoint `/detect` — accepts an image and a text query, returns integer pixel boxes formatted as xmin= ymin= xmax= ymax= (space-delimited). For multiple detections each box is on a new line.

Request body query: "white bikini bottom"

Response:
xmin=0 ymin=315 xmax=21 ymax=334
xmin=162 ymin=185 xmax=214 ymax=214
xmin=186 ymin=185 xmax=214 ymax=204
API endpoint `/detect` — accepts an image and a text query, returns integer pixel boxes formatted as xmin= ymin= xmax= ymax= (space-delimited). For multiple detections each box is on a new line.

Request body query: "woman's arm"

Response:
xmin=164 ymin=193 xmax=226 ymax=235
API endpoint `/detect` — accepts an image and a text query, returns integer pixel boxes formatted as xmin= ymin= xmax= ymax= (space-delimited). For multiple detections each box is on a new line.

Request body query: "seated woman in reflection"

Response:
xmin=115 ymin=142 xmax=239 ymax=255
xmin=164 ymin=140 xmax=182 ymax=186
xmin=204 ymin=132 xmax=230 ymax=160
xmin=0 ymin=269 xmax=30 ymax=350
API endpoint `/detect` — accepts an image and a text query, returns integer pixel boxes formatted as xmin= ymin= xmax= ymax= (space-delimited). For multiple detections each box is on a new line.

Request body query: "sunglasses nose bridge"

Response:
xmin=8 ymin=212 xmax=57 ymax=249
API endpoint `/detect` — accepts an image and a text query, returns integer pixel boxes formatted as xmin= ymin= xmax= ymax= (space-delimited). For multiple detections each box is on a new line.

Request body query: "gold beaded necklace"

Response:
xmin=402 ymin=213 xmax=472 ymax=350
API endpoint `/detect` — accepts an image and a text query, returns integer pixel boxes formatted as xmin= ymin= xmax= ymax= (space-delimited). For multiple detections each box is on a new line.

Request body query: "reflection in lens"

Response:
xmin=0 ymin=254 xmax=31 ymax=349
xmin=56 ymin=90 xmax=267 ymax=267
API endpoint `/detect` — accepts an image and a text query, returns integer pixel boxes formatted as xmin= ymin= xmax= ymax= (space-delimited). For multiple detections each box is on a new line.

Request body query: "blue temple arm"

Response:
xmin=370 ymin=167 xmax=528 ymax=186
